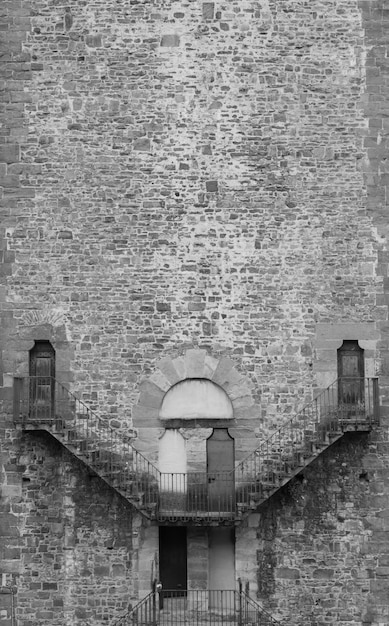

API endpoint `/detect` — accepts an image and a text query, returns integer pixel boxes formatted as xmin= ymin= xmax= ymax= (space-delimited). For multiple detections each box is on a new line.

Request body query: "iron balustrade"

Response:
xmin=157 ymin=471 xmax=236 ymax=523
xmin=13 ymin=376 xmax=379 ymax=522
xmin=112 ymin=581 xmax=282 ymax=626
xmin=13 ymin=376 xmax=161 ymax=514
xmin=233 ymin=376 xmax=379 ymax=511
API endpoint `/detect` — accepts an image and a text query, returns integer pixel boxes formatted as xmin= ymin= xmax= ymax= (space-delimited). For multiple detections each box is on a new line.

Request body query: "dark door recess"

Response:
xmin=337 ymin=340 xmax=365 ymax=406
xmin=159 ymin=526 xmax=187 ymax=596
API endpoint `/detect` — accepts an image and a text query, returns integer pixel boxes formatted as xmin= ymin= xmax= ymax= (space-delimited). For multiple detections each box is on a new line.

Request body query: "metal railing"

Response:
xmin=157 ymin=471 xmax=236 ymax=522
xmin=13 ymin=376 xmax=379 ymax=522
xmin=112 ymin=580 xmax=282 ymax=626
xmin=13 ymin=376 xmax=161 ymax=515
xmin=233 ymin=377 xmax=379 ymax=510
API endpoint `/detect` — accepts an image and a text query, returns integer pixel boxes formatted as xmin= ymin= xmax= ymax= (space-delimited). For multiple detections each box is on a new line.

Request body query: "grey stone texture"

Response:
xmin=1 ymin=0 xmax=389 ymax=624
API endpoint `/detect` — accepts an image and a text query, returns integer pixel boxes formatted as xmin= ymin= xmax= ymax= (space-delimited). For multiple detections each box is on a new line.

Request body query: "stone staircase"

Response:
xmin=13 ymin=375 xmax=379 ymax=524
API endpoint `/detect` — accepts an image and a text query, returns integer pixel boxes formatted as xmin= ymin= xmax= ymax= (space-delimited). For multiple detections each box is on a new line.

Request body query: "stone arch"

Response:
xmin=160 ymin=379 xmax=234 ymax=421
xmin=132 ymin=349 xmax=257 ymax=429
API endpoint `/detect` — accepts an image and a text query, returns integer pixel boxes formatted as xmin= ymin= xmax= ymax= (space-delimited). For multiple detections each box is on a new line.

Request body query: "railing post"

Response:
xmin=13 ymin=377 xmax=24 ymax=425
xmin=238 ymin=578 xmax=243 ymax=626
xmin=152 ymin=579 xmax=157 ymax=626
xmin=156 ymin=580 xmax=163 ymax=611
xmin=372 ymin=377 xmax=380 ymax=425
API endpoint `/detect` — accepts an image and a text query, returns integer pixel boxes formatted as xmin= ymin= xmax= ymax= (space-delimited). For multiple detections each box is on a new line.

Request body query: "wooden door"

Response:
xmin=337 ymin=340 xmax=364 ymax=407
xmin=159 ymin=527 xmax=187 ymax=596
xmin=207 ymin=429 xmax=235 ymax=513
xmin=29 ymin=341 xmax=55 ymax=419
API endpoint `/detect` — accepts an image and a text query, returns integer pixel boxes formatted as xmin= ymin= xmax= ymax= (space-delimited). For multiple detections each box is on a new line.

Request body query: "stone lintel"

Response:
xmin=161 ymin=418 xmax=235 ymax=429
xmin=315 ymin=322 xmax=379 ymax=341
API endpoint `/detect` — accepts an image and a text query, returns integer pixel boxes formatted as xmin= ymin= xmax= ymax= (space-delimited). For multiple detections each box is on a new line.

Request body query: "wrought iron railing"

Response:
xmin=233 ymin=377 xmax=379 ymax=511
xmin=112 ymin=586 xmax=157 ymax=626
xmin=13 ymin=376 xmax=161 ymax=515
xmin=112 ymin=580 xmax=282 ymax=625
xmin=157 ymin=471 xmax=236 ymax=522
xmin=13 ymin=376 xmax=379 ymax=522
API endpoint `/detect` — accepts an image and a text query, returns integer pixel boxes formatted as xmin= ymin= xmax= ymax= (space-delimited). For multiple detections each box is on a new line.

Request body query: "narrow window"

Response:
xmin=337 ymin=340 xmax=364 ymax=407
xmin=29 ymin=341 xmax=55 ymax=419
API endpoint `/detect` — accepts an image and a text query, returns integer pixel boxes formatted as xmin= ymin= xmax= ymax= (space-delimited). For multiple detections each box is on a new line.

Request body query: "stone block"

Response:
xmin=206 ymin=180 xmax=218 ymax=192
xmin=138 ymin=381 xmax=165 ymax=408
xmin=147 ymin=371 xmax=170 ymax=394
xmin=133 ymin=138 xmax=150 ymax=151
xmin=155 ymin=357 xmax=182 ymax=386
xmin=202 ymin=3 xmax=215 ymax=19
xmin=172 ymin=356 xmax=186 ymax=380
xmin=204 ymin=355 xmax=218 ymax=377
xmin=85 ymin=34 xmax=102 ymax=47
xmin=0 ymin=144 xmax=19 ymax=163
xmin=132 ymin=405 xmax=159 ymax=427
xmin=184 ymin=349 xmax=206 ymax=378
xmin=138 ymin=390 xmax=163 ymax=409
xmin=160 ymin=34 xmax=180 ymax=47
xmin=276 ymin=567 xmax=300 ymax=580
xmin=211 ymin=357 xmax=235 ymax=386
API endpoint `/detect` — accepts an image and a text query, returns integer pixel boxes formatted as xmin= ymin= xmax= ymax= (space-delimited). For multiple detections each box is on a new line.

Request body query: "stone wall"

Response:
xmin=1 ymin=0 xmax=389 ymax=624
xmin=1 ymin=0 xmax=380 ymax=427
xmin=1 ymin=430 xmax=140 ymax=625
xmin=236 ymin=428 xmax=389 ymax=625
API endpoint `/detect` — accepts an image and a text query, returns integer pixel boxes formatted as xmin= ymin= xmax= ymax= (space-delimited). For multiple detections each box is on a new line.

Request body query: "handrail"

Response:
xmin=14 ymin=375 xmax=379 ymax=522
xmin=233 ymin=376 xmax=378 ymax=475
xmin=112 ymin=583 xmax=157 ymax=626
xmin=13 ymin=376 xmax=161 ymax=511
xmin=111 ymin=582 xmax=283 ymax=625
xmin=231 ymin=376 xmax=379 ymax=512
xmin=238 ymin=590 xmax=282 ymax=625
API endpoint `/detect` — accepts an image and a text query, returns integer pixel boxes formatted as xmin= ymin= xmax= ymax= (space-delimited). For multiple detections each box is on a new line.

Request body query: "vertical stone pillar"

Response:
xmin=187 ymin=528 xmax=208 ymax=591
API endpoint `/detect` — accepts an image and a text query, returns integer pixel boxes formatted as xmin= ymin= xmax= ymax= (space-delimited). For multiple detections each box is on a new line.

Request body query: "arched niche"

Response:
xmin=159 ymin=378 xmax=234 ymax=421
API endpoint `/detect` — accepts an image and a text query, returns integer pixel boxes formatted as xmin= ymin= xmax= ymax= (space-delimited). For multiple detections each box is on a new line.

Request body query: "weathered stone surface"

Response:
xmin=1 ymin=0 xmax=389 ymax=624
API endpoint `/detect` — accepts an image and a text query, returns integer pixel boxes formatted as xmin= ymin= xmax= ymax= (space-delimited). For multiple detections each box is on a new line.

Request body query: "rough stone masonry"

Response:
xmin=1 ymin=0 xmax=389 ymax=625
